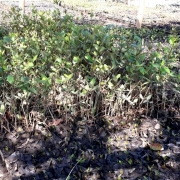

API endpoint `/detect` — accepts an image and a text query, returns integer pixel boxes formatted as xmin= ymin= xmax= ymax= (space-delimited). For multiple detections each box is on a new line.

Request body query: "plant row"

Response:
xmin=0 ymin=8 xmax=179 ymax=128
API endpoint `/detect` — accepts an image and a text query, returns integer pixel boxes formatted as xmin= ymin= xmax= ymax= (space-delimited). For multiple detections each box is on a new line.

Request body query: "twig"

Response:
xmin=17 ymin=138 xmax=30 ymax=149
xmin=66 ymin=158 xmax=83 ymax=180
xmin=48 ymin=107 xmax=55 ymax=121
xmin=0 ymin=149 xmax=9 ymax=172
xmin=30 ymin=119 xmax=37 ymax=139
xmin=1 ymin=124 xmax=11 ymax=133
xmin=0 ymin=149 xmax=5 ymax=162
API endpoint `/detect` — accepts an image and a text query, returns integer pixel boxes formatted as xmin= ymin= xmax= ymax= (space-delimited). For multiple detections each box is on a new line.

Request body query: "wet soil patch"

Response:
xmin=0 ymin=111 xmax=180 ymax=179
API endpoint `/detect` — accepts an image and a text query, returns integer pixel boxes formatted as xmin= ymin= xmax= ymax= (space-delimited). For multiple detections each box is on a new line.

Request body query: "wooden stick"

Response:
xmin=19 ymin=0 xmax=25 ymax=14
xmin=136 ymin=0 xmax=145 ymax=29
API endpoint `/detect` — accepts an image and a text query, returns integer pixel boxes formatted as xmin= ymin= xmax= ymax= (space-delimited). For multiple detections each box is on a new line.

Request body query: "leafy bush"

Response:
xmin=0 ymin=8 xmax=179 ymax=131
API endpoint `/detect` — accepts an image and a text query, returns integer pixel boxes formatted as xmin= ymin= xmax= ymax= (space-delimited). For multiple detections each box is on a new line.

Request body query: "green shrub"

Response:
xmin=0 ymin=8 xmax=179 ymax=130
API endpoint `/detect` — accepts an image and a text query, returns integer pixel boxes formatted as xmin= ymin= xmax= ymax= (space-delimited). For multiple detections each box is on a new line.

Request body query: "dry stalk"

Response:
xmin=0 ymin=149 xmax=9 ymax=173
xmin=1 ymin=123 xmax=11 ymax=133
xmin=48 ymin=106 xmax=56 ymax=121
xmin=66 ymin=158 xmax=83 ymax=180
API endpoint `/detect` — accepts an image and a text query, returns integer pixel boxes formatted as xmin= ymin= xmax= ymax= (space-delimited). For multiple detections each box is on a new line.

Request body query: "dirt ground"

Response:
xmin=0 ymin=0 xmax=180 ymax=29
xmin=62 ymin=1 xmax=180 ymax=28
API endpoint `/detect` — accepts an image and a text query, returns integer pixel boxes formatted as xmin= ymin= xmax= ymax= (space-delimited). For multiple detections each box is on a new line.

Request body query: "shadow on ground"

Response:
xmin=1 ymin=108 xmax=180 ymax=179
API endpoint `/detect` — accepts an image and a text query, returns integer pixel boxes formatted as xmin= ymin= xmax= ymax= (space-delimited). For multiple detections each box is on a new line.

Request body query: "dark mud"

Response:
xmin=0 ymin=111 xmax=180 ymax=179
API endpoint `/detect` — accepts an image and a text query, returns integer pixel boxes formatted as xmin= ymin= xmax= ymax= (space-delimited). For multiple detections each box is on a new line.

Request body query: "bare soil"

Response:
xmin=0 ymin=0 xmax=180 ymax=29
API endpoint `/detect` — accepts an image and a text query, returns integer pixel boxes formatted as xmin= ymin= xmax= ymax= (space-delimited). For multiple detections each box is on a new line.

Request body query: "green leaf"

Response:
xmin=55 ymin=78 xmax=62 ymax=83
xmin=100 ymin=81 xmax=106 ymax=85
xmin=7 ymin=75 xmax=14 ymax=84
xmin=3 ymin=36 xmax=11 ymax=43
xmin=169 ymin=36 xmax=176 ymax=45
xmin=139 ymin=67 xmax=146 ymax=75
xmin=64 ymin=73 xmax=73 ymax=80
xmin=65 ymin=36 xmax=69 ymax=42
xmin=178 ymin=74 xmax=180 ymax=80
xmin=51 ymin=66 xmax=57 ymax=72
xmin=113 ymin=74 xmax=121 ymax=82
xmin=20 ymin=76 xmax=29 ymax=82
xmin=33 ymin=55 xmax=38 ymax=61
xmin=24 ymin=62 xmax=34 ymax=70
xmin=152 ymin=63 xmax=160 ymax=68
xmin=41 ymin=74 xmax=48 ymax=81
xmin=29 ymin=88 xmax=37 ymax=94
xmin=81 ymin=89 xmax=87 ymax=96
xmin=73 ymin=56 xmax=80 ymax=64
xmin=163 ymin=67 xmax=171 ymax=74
xmin=5 ymin=146 xmax=8 ymax=151
xmin=89 ymin=77 xmax=96 ymax=87
xmin=156 ymin=75 xmax=160 ymax=81
xmin=85 ymin=54 xmax=94 ymax=63
xmin=128 ymin=158 xmax=133 ymax=165
xmin=108 ymin=81 xmax=114 ymax=89
xmin=56 ymin=58 xmax=62 ymax=63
